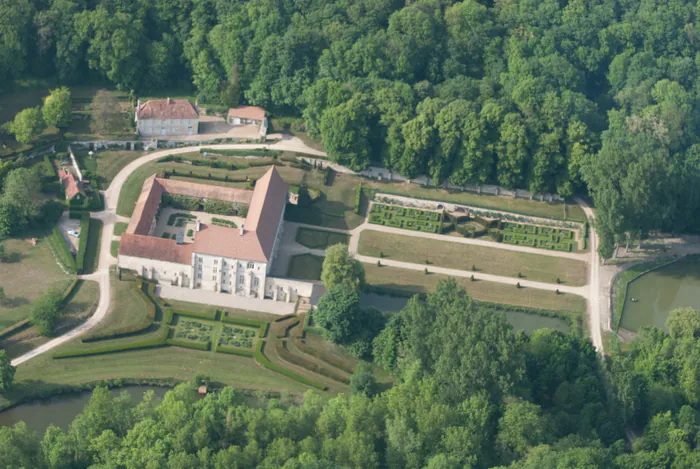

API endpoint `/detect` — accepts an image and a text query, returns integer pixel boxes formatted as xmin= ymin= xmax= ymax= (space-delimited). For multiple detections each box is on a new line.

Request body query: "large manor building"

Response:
xmin=135 ymin=98 xmax=199 ymax=136
xmin=118 ymin=166 xmax=304 ymax=302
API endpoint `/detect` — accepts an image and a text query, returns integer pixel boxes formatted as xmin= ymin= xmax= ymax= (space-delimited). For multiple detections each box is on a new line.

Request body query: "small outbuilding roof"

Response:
xmin=137 ymin=98 xmax=198 ymax=120
xmin=228 ymin=106 xmax=265 ymax=121
xmin=58 ymin=168 xmax=86 ymax=200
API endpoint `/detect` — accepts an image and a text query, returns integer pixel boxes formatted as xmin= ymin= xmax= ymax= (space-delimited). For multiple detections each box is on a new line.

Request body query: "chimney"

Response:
xmin=239 ymin=224 xmax=244 ymax=236
xmin=195 ymin=219 xmax=201 ymax=232
xmin=167 ymin=97 xmax=172 ymax=104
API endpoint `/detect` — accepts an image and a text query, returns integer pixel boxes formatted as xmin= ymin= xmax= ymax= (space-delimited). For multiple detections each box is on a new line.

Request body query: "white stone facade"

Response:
xmin=137 ymin=118 xmax=199 ymax=136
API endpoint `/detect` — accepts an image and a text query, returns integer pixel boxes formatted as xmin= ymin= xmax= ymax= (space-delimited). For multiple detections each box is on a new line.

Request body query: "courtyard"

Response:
xmin=152 ymin=207 xmax=244 ymax=242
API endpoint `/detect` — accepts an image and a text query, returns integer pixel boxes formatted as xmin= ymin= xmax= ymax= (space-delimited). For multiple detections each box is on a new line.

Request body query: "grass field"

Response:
xmin=287 ymin=254 xmax=324 ymax=281
xmin=113 ymin=222 xmax=129 ymax=237
xmin=111 ymin=241 xmax=120 ymax=258
xmin=83 ymin=219 xmax=103 ymax=274
xmin=0 ymin=238 xmax=72 ymax=329
xmin=87 ymin=273 xmax=150 ymax=338
xmin=8 ymin=346 xmax=311 ymax=399
xmin=358 ymin=230 xmax=587 ymax=285
xmin=1 ymin=280 xmax=100 ymax=359
xmin=366 ymin=181 xmax=586 ymax=221
xmin=295 ymin=227 xmax=350 ymax=249
xmin=77 ymin=150 xmax=145 ymax=188
xmin=364 ymin=263 xmax=587 ymax=313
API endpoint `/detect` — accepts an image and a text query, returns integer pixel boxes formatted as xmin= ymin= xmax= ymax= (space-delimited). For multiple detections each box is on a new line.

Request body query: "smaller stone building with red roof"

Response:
xmin=58 ymin=168 xmax=86 ymax=201
xmin=118 ymin=166 xmax=301 ymax=302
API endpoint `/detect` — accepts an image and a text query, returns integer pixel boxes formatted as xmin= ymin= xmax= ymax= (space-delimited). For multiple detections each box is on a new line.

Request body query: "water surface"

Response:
xmin=621 ymin=259 xmax=700 ymax=332
xmin=0 ymin=385 xmax=169 ymax=435
xmin=360 ymin=293 xmax=570 ymax=333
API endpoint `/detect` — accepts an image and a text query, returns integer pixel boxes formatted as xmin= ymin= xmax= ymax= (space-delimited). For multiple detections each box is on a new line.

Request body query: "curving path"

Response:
xmin=11 ymin=137 xmax=327 ymax=367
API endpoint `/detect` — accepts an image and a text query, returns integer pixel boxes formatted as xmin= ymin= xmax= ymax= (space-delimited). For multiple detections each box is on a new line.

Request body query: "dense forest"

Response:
xmin=3 ymin=280 xmax=700 ymax=468
xmin=2 ymin=0 xmax=700 ymax=254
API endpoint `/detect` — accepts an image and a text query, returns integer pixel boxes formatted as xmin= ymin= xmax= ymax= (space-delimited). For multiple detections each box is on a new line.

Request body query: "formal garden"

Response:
xmin=368 ymin=203 xmax=441 ymax=233
xmin=501 ymin=222 xmax=577 ymax=252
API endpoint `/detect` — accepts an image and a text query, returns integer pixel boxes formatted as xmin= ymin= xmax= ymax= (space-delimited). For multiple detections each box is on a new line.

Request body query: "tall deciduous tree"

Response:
xmin=321 ymin=244 xmax=365 ymax=293
xmin=0 ymin=349 xmax=15 ymax=392
xmin=7 ymin=107 xmax=45 ymax=143
xmin=42 ymin=87 xmax=72 ymax=129
xmin=30 ymin=288 xmax=63 ymax=336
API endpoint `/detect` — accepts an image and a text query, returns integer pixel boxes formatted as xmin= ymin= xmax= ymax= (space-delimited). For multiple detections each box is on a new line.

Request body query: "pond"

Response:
xmin=0 ymin=385 xmax=169 ymax=435
xmin=620 ymin=258 xmax=700 ymax=333
xmin=360 ymin=293 xmax=570 ymax=334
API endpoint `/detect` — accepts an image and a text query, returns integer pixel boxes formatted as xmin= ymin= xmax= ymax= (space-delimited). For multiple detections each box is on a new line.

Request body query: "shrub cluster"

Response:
xmin=46 ymin=225 xmax=77 ymax=274
xmin=75 ymin=214 xmax=90 ymax=274
xmin=203 ymin=198 xmax=233 ymax=215
xmin=162 ymin=193 xmax=201 ymax=210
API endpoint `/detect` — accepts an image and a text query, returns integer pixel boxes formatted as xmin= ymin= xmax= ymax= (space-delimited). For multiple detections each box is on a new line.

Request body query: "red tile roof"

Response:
xmin=58 ymin=168 xmax=86 ymax=200
xmin=121 ymin=166 xmax=287 ymax=264
xmin=245 ymin=166 xmax=289 ymax=260
xmin=137 ymin=99 xmax=198 ymax=120
xmin=228 ymin=106 xmax=265 ymax=121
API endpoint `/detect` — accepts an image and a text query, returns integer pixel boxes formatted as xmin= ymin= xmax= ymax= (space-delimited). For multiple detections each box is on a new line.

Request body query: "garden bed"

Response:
xmin=368 ymin=203 xmax=441 ymax=233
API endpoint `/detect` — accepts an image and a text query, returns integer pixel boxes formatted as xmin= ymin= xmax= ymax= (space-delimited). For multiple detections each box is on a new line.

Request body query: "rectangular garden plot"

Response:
xmin=501 ymin=222 xmax=576 ymax=252
xmin=368 ymin=203 xmax=441 ymax=233
xmin=218 ymin=325 xmax=258 ymax=349
xmin=173 ymin=317 xmax=214 ymax=342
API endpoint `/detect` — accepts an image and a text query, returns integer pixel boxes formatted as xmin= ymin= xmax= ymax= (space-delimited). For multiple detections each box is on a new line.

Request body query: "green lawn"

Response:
xmin=83 ymin=219 xmax=103 ymax=274
xmin=365 ymin=180 xmax=586 ymax=221
xmin=358 ymin=230 xmax=587 ymax=286
xmin=287 ymin=254 xmax=324 ymax=281
xmin=364 ymin=263 xmax=587 ymax=313
xmin=87 ymin=273 xmax=150 ymax=338
xmin=8 ymin=346 xmax=311 ymax=402
xmin=113 ymin=222 xmax=129 ymax=236
xmin=111 ymin=240 xmax=120 ymax=258
xmin=0 ymin=238 xmax=72 ymax=329
xmin=77 ymin=150 xmax=145 ymax=188
xmin=295 ymin=227 xmax=350 ymax=249
xmin=1 ymin=280 xmax=100 ymax=359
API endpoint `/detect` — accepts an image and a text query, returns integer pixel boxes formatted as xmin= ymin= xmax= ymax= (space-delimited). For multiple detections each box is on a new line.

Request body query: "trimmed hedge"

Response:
xmin=354 ymin=183 xmax=362 ymax=214
xmin=162 ymin=193 xmax=200 ymax=210
xmin=83 ymin=282 xmax=157 ymax=342
xmin=216 ymin=345 xmax=254 ymax=357
xmin=0 ymin=319 xmax=31 ymax=340
xmin=203 ymin=198 xmax=233 ymax=215
xmin=275 ymin=339 xmax=350 ymax=384
xmin=173 ymin=309 xmax=218 ymax=321
xmin=296 ymin=338 xmax=356 ymax=375
xmin=165 ymin=338 xmax=210 ymax=351
xmin=46 ymin=225 xmax=77 ymax=274
xmin=75 ymin=214 xmax=90 ymax=274
xmin=54 ymin=326 xmax=170 ymax=358
xmin=221 ymin=315 xmax=268 ymax=337
xmin=162 ymin=308 xmax=174 ymax=325
xmin=254 ymin=341 xmax=327 ymax=390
